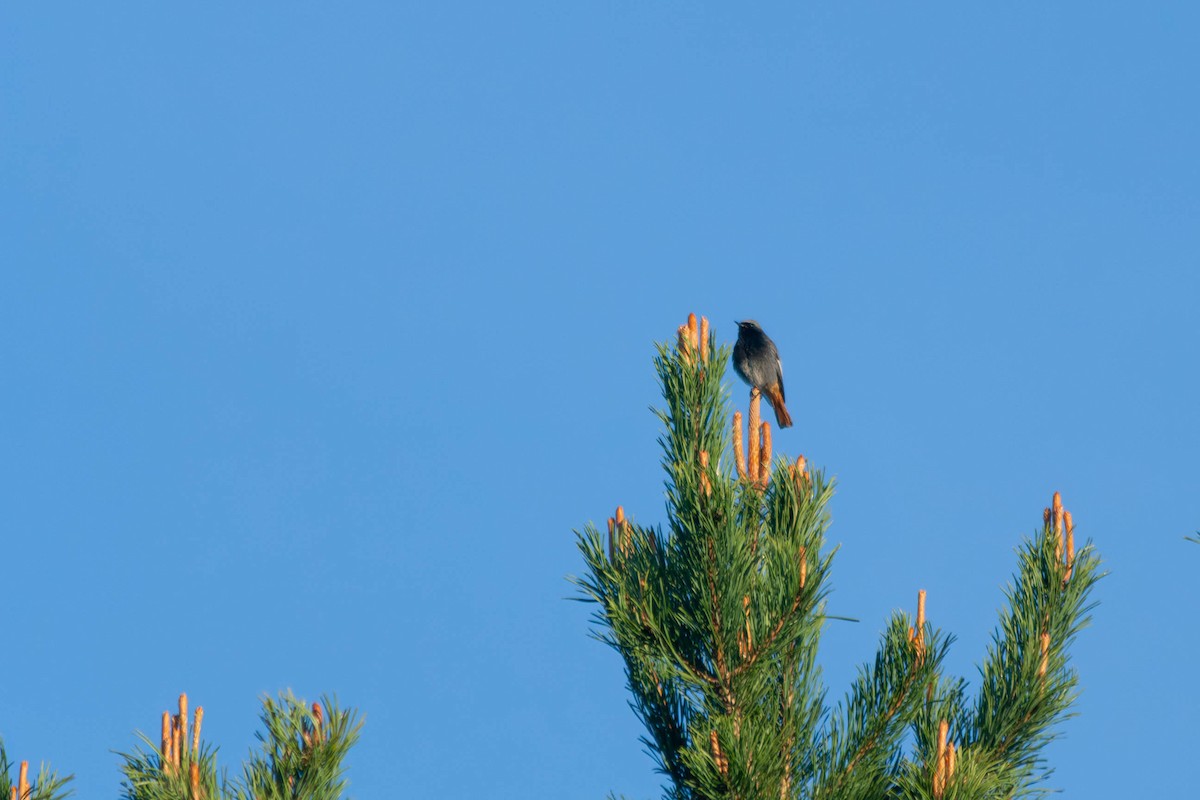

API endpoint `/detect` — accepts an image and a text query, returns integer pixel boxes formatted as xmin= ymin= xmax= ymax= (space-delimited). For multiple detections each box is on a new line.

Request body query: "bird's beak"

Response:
xmin=733 ymin=320 xmax=740 ymax=327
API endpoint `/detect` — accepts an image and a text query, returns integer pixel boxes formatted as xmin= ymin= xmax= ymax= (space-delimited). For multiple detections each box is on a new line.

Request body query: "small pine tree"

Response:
xmin=117 ymin=693 xmax=222 ymax=800
xmin=117 ymin=691 xmax=361 ymax=800
xmin=0 ymin=741 xmax=73 ymax=800
xmin=236 ymin=693 xmax=361 ymax=800
xmin=574 ymin=314 xmax=1102 ymax=800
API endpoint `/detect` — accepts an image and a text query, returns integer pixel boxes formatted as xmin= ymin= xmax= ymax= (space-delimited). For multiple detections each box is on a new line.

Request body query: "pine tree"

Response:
xmin=117 ymin=691 xmax=361 ymax=800
xmin=574 ymin=314 xmax=1102 ymax=800
xmin=0 ymin=741 xmax=73 ymax=800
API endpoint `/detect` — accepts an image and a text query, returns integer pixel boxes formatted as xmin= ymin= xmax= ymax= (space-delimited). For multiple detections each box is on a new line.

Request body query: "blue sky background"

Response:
xmin=2 ymin=3 xmax=1197 ymax=798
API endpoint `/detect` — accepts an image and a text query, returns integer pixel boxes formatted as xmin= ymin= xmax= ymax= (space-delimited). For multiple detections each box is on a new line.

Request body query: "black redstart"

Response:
xmin=733 ymin=320 xmax=793 ymax=429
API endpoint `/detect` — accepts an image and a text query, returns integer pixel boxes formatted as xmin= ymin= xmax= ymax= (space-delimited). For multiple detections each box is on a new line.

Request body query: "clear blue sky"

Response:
xmin=2 ymin=4 xmax=1197 ymax=798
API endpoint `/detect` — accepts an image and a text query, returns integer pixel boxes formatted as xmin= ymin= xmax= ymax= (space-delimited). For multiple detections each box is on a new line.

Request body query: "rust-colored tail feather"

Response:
xmin=764 ymin=385 xmax=792 ymax=428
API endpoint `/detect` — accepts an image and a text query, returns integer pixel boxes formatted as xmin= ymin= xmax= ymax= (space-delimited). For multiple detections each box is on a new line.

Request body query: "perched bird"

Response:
xmin=733 ymin=320 xmax=793 ymax=428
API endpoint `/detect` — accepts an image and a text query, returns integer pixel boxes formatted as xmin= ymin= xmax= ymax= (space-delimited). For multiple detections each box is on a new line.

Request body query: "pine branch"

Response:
xmin=967 ymin=497 xmax=1104 ymax=796
xmin=0 ymin=742 xmax=74 ymax=800
xmin=235 ymin=692 xmax=362 ymax=800
xmin=117 ymin=694 xmax=228 ymax=800
xmin=814 ymin=616 xmax=949 ymax=800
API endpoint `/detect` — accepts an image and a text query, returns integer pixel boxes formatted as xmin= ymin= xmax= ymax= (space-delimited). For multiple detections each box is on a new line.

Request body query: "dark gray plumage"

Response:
xmin=733 ymin=320 xmax=793 ymax=428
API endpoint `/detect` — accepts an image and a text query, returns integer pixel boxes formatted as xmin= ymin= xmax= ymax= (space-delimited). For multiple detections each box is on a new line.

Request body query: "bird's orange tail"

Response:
xmin=765 ymin=385 xmax=793 ymax=429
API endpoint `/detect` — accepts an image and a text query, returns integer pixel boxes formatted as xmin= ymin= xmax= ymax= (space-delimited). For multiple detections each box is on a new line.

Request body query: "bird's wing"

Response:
xmin=775 ymin=354 xmax=785 ymax=402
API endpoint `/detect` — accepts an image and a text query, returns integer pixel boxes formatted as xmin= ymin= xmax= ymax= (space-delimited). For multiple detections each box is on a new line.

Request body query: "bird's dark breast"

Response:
xmin=733 ymin=337 xmax=772 ymax=386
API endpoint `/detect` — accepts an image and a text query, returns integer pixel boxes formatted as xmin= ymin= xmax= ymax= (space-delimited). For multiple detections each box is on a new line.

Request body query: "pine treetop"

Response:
xmin=573 ymin=313 xmax=1102 ymax=800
